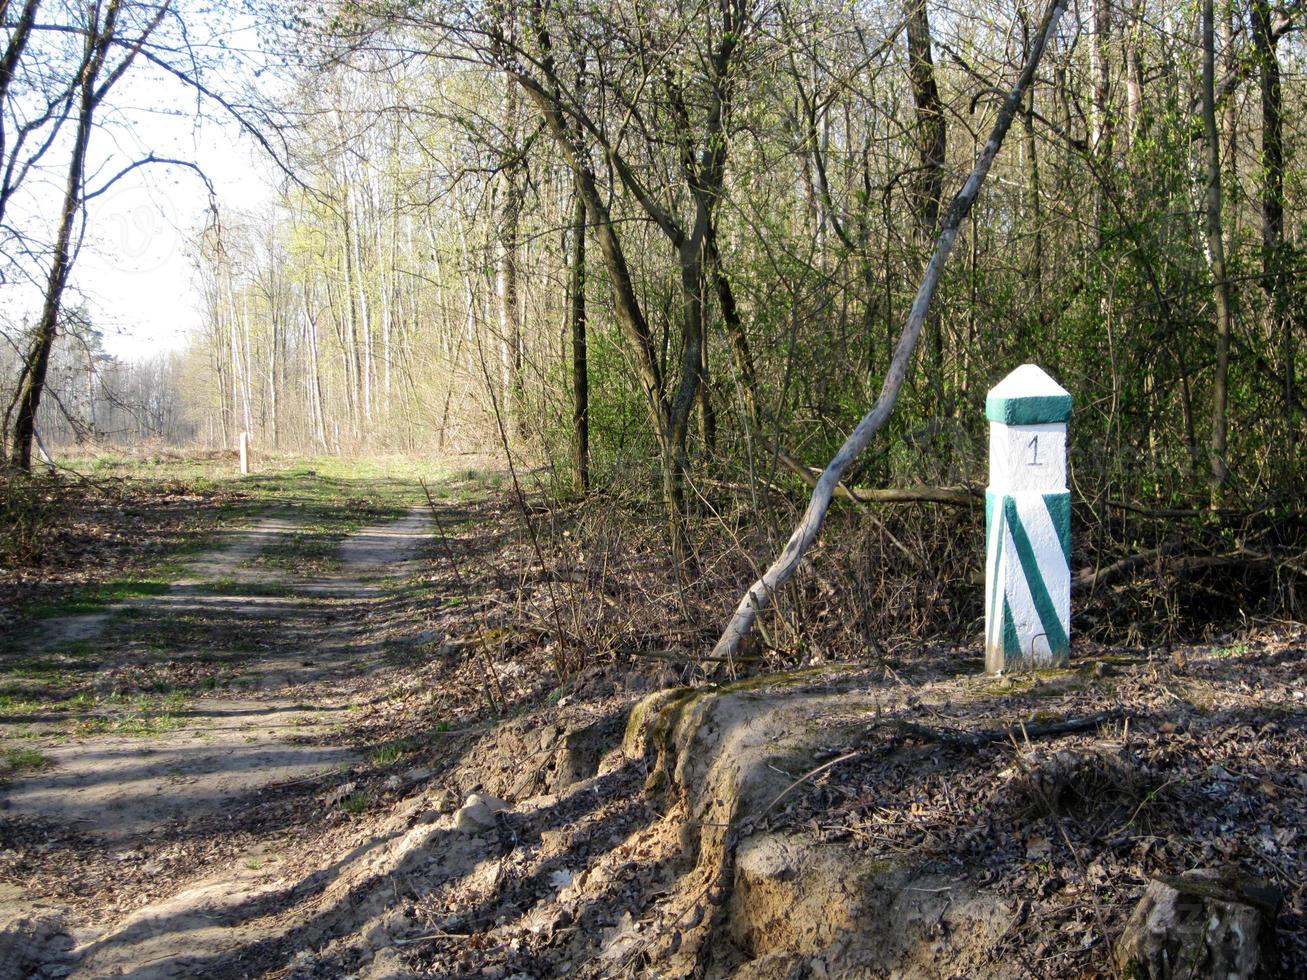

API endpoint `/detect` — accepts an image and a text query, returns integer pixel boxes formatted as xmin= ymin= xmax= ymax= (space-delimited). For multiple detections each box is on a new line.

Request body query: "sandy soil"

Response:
xmin=4 ymin=510 xmax=431 ymax=840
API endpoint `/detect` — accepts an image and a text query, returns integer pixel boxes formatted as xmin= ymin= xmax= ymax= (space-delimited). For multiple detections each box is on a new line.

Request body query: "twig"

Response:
xmin=749 ymin=750 xmax=862 ymax=828
xmin=392 ymin=930 xmax=471 ymax=946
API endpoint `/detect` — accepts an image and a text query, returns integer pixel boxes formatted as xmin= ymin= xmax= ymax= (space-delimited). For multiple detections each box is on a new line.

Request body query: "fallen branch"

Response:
xmin=887 ymin=710 xmax=1126 ymax=747
xmin=628 ymin=648 xmax=762 ymax=665
xmin=844 ymin=485 xmax=980 ymax=506
xmin=1169 ymin=551 xmax=1279 ymax=575
xmin=1106 ymin=500 xmax=1254 ymax=520
xmin=1236 ymin=545 xmax=1307 ymax=579
xmin=763 ymin=441 xmax=919 ymax=565
xmin=761 ymin=439 xmax=871 ymax=510
xmin=710 ymin=0 xmax=1069 ymax=664
xmin=1073 ymin=541 xmax=1186 ymax=592
xmin=764 ymin=438 xmax=980 ymax=508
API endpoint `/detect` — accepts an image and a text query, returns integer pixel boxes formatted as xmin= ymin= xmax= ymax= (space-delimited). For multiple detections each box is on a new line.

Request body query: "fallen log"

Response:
xmin=764 ymin=440 xmax=980 ymax=508
xmin=1073 ymin=542 xmax=1186 ymax=592
xmin=884 ymin=710 xmax=1126 ymax=747
xmin=844 ymin=485 xmax=980 ymax=506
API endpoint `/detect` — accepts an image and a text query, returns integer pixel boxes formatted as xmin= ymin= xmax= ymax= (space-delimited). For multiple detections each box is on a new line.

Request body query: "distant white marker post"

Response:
xmin=239 ymin=431 xmax=251 ymax=476
xmin=984 ymin=365 xmax=1071 ymax=674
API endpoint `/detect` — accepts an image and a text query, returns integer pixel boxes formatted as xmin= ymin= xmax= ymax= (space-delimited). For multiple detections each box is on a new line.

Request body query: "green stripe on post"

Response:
xmin=985 ymin=492 xmax=1004 ymax=646
xmin=1001 ymin=597 xmax=1021 ymax=659
xmin=985 ymin=393 xmax=1072 ymax=425
xmin=1042 ymin=492 xmax=1071 ymax=563
xmin=1003 ymin=497 xmax=1070 ymax=655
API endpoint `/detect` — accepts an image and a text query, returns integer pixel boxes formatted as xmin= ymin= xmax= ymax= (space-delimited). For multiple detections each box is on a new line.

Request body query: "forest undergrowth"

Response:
xmin=463 ymin=458 xmax=1307 ymax=676
xmin=3 ymin=447 xmax=1305 ymax=669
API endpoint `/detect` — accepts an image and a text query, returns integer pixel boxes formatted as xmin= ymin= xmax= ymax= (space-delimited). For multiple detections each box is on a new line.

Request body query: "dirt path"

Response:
xmin=1 ymin=506 xmax=432 ymax=850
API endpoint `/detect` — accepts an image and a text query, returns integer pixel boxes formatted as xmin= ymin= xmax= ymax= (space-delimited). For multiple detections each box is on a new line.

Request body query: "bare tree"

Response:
xmin=568 ymin=177 xmax=588 ymax=493
xmin=7 ymin=0 xmax=173 ymax=471
xmin=1199 ymin=0 xmax=1233 ymax=503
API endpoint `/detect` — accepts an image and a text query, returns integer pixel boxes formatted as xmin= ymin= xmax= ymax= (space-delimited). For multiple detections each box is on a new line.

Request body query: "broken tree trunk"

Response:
xmin=1115 ymin=868 xmax=1282 ymax=979
xmin=710 ymin=0 xmax=1069 ymax=663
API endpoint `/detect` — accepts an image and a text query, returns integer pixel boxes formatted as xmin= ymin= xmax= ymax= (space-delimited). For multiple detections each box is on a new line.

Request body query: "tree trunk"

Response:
xmin=304 ymin=284 xmax=329 ymax=451
xmin=1089 ymin=0 xmax=1112 ymax=156
xmin=697 ymin=325 xmax=717 ymax=453
xmin=513 ymin=76 xmax=681 ymax=550
xmin=1201 ymin=0 xmax=1234 ymax=503
xmin=706 ymin=216 xmax=760 ymax=425
xmin=1252 ymin=0 xmax=1291 ymax=486
xmin=8 ymin=1 xmax=122 ymax=470
xmin=496 ymin=80 xmax=525 ymax=440
xmin=1123 ymin=0 xmax=1144 ymax=149
xmin=905 ymin=0 xmax=945 ymax=239
xmin=670 ymin=234 xmax=706 ymax=483
xmin=568 ymin=180 xmax=589 ymax=493
xmin=1021 ymin=10 xmax=1045 ymax=335
xmin=905 ymin=0 xmax=947 ymax=407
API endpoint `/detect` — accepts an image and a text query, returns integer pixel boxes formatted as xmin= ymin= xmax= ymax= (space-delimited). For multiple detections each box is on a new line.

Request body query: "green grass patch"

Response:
xmin=1 ymin=747 xmax=55 ymax=774
xmin=108 ymin=712 xmax=187 ymax=737
xmin=255 ymin=526 xmax=346 ymax=572
xmin=28 ymin=692 xmax=195 ymax=739
xmin=190 ymin=579 xmax=298 ymax=598
xmin=23 ymin=579 xmax=172 ymax=619
xmin=339 ymin=791 xmax=369 ymax=814
xmin=370 ymin=738 xmax=416 ymax=766
xmin=0 ymin=691 xmax=98 ymax=716
xmin=66 ymin=691 xmax=97 ymax=711
xmin=60 ymin=452 xmax=452 ymax=522
xmin=0 ymin=695 xmax=50 ymax=716
xmin=71 ymin=709 xmax=187 ymax=738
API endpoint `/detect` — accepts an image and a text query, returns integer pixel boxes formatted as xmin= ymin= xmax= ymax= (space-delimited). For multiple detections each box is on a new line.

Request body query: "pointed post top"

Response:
xmin=986 ymin=364 xmax=1072 ymax=425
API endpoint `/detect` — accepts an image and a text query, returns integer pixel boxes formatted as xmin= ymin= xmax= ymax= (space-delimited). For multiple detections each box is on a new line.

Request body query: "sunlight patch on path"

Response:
xmin=30 ymin=516 xmax=304 ymax=656
xmin=1 ymin=507 xmax=432 ymax=848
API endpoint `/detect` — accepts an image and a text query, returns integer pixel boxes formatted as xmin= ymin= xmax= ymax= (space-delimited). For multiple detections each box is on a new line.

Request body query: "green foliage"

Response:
xmin=338 ymin=791 xmax=369 ymax=814
xmin=0 ymin=747 xmax=54 ymax=774
xmin=369 ymin=738 xmax=415 ymax=766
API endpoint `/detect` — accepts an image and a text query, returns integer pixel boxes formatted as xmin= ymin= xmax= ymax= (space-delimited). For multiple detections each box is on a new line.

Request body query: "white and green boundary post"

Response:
xmin=239 ymin=431 xmax=251 ymax=476
xmin=984 ymin=365 xmax=1071 ymax=673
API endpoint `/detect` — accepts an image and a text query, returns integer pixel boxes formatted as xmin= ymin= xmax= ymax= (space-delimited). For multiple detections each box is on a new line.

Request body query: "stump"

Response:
xmin=1115 ymin=867 xmax=1282 ymax=979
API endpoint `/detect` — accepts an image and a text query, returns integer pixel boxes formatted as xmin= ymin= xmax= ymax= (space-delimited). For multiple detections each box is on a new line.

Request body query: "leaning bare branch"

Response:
xmin=710 ymin=0 xmax=1070 ymax=664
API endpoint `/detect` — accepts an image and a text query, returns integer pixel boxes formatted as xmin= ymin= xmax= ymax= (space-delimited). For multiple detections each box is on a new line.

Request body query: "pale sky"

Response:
xmin=2 ymin=7 xmax=283 ymax=365
xmin=74 ymin=86 xmax=277 ymax=362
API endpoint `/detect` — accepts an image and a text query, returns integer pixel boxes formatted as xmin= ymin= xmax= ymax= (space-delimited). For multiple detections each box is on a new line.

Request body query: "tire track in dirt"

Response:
xmin=0 ymin=507 xmax=434 ymax=979
xmin=27 ymin=515 xmax=304 ymax=656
